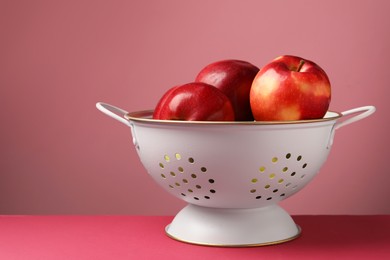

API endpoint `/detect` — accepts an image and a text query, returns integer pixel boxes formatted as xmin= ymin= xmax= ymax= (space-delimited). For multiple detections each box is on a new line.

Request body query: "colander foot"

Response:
xmin=165 ymin=204 xmax=300 ymax=247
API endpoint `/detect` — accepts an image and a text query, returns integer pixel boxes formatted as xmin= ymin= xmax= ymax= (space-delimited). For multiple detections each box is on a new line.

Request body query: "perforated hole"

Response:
xmin=252 ymin=153 xmax=310 ymax=201
xmin=158 ymin=154 xmax=215 ymax=202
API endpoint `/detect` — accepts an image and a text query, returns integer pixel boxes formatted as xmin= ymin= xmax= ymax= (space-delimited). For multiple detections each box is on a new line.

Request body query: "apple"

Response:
xmin=250 ymin=55 xmax=331 ymax=121
xmin=152 ymin=85 xmax=180 ymax=120
xmin=153 ymin=82 xmax=235 ymax=121
xmin=195 ymin=60 xmax=259 ymax=121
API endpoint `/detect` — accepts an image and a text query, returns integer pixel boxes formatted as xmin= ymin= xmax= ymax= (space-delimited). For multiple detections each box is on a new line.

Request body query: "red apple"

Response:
xmin=152 ymin=85 xmax=180 ymax=120
xmin=195 ymin=60 xmax=259 ymax=121
xmin=250 ymin=55 xmax=331 ymax=121
xmin=153 ymin=82 xmax=235 ymax=121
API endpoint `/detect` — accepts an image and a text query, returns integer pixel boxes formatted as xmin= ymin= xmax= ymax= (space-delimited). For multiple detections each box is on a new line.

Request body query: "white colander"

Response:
xmin=96 ymin=102 xmax=375 ymax=247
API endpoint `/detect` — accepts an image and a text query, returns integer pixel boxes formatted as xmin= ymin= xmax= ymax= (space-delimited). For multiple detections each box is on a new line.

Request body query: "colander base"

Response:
xmin=165 ymin=204 xmax=301 ymax=247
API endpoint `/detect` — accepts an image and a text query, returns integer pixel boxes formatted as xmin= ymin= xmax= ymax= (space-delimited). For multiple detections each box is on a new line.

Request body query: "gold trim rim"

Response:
xmin=125 ymin=110 xmax=342 ymax=125
xmin=164 ymin=224 xmax=301 ymax=247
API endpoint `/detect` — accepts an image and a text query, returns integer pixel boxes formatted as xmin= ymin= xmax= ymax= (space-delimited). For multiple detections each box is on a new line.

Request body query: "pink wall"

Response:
xmin=1 ymin=0 xmax=389 ymax=215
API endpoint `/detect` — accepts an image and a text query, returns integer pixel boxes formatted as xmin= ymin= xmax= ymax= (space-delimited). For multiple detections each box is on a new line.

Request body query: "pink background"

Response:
xmin=1 ymin=0 xmax=389 ymax=215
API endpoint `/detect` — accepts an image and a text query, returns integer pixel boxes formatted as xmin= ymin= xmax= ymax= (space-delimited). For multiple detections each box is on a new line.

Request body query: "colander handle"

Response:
xmin=96 ymin=102 xmax=140 ymax=148
xmin=335 ymin=105 xmax=376 ymax=130
xmin=96 ymin=102 xmax=131 ymax=127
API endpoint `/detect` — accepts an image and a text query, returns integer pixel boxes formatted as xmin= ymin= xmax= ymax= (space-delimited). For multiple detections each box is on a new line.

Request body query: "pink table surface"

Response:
xmin=0 ymin=215 xmax=388 ymax=260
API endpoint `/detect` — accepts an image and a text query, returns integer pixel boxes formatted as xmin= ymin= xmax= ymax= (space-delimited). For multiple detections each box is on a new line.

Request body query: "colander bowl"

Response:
xmin=96 ymin=102 xmax=375 ymax=247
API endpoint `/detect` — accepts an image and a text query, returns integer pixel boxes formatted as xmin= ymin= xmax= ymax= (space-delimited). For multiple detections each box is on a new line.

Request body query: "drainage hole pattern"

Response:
xmin=158 ymin=153 xmax=215 ymax=201
xmin=251 ymin=153 xmax=309 ymax=202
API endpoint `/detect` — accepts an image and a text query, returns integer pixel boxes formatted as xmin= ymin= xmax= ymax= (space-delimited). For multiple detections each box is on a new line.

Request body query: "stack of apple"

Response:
xmin=153 ymin=55 xmax=331 ymax=122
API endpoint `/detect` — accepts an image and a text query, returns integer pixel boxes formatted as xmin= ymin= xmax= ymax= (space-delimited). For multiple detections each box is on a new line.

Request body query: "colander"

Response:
xmin=96 ymin=102 xmax=375 ymax=247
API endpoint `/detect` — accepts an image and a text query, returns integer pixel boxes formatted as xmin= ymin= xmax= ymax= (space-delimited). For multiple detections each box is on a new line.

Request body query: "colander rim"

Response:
xmin=124 ymin=110 xmax=343 ymax=125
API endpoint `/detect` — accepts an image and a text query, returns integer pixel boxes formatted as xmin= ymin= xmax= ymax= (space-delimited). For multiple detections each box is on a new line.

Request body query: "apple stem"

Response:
xmin=297 ymin=60 xmax=305 ymax=72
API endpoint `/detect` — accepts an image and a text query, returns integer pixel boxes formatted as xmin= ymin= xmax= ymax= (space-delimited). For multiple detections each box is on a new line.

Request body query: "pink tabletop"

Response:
xmin=0 ymin=215 xmax=389 ymax=259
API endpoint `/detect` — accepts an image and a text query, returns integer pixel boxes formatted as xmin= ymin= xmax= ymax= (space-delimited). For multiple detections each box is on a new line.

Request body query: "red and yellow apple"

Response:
xmin=153 ymin=82 xmax=235 ymax=121
xmin=195 ymin=60 xmax=259 ymax=121
xmin=250 ymin=55 xmax=331 ymax=121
